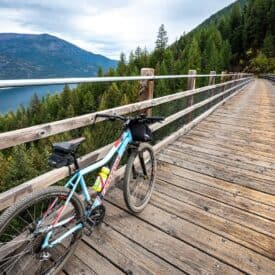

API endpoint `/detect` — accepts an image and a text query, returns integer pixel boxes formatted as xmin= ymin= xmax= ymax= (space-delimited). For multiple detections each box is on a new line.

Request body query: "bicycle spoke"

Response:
xmin=28 ymin=208 xmax=35 ymax=223
xmin=0 ymin=188 xmax=83 ymax=274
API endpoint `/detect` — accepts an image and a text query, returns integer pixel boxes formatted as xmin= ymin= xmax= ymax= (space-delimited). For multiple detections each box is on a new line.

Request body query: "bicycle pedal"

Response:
xmin=86 ymin=205 xmax=106 ymax=227
xmin=84 ymin=221 xmax=94 ymax=236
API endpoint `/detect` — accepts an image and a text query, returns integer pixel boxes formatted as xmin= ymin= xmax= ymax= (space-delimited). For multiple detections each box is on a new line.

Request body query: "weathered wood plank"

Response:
xmin=158 ymin=150 xmax=275 ymax=195
xmin=102 ymin=201 xmax=241 ymax=274
xmin=157 ymin=161 xmax=275 ymax=208
xmin=106 ymin=188 xmax=275 ymax=273
xmin=83 ymin=224 xmax=183 ymax=275
xmin=197 ymin=122 xmax=275 ymax=141
xmin=150 ymin=187 xmax=275 ymax=262
xmin=157 ymin=163 xmax=275 ymax=221
xmin=0 ymin=78 xmax=250 ymax=150
xmin=0 ymin=79 xmax=251 ymax=211
xmin=73 ymin=241 xmax=123 ymax=275
xmin=181 ymin=134 xmax=275 ymax=161
xmin=153 ymin=173 xmax=275 ymax=238
xmin=173 ymin=140 xmax=275 ymax=171
xmin=139 ymin=68 xmax=154 ymax=116
xmin=168 ymin=143 xmax=275 ymax=177
xmin=184 ymin=129 xmax=275 ymax=155
xmin=62 ymin=254 xmax=97 ymax=275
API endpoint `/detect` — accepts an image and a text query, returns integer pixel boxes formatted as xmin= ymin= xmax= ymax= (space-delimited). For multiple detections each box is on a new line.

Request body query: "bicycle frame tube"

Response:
xmin=42 ymin=129 xmax=133 ymax=249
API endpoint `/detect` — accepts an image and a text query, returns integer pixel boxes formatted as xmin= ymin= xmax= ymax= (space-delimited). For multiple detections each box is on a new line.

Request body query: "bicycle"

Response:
xmin=0 ymin=113 xmax=164 ymax=274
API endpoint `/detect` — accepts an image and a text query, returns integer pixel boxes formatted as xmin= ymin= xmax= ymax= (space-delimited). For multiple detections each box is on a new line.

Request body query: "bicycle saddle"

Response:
xmin=52 ymin=137 xmax=86 ymax=153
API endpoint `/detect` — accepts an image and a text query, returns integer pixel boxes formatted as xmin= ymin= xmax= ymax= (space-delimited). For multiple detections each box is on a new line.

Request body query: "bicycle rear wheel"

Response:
xmin=123 ymin=143 xmax=156 ymax=213
xmin=0 ymin=186 xmax=84 ymax=275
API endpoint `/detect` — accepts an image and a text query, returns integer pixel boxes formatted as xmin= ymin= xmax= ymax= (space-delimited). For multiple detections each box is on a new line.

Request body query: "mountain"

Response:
xmin=0 ymin=33 xmax=117 ymax=79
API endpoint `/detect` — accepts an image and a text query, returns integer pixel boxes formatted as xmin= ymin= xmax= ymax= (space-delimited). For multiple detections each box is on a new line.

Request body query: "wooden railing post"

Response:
xmin=139 ymin=68 xmax=155 ymax=116
xmin=221 ymin=71 xmax=227 ymax=99
xmin=209 ymin=71 xmax=216 ymax=100
xmin=208 ymin=71 xmax=216 ymax=86
xmin=221 ymin=71 xmax=227 ymax=84
xmin=187 ymin=69 xmax=196 ymax=121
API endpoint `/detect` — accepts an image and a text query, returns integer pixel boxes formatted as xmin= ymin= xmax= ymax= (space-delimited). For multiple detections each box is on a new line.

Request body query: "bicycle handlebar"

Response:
xmin=95 ymin=113 xmax=164 ymax=124
xmin=95 ymin=113 xmax=126 ymax=121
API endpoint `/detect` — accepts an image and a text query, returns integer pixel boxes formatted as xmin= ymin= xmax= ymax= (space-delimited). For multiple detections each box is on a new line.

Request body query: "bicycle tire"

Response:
xmin=0 ymin=186 xmax=84 ymax=275
xmin=123 ymin=143 xmax=156 ymax=213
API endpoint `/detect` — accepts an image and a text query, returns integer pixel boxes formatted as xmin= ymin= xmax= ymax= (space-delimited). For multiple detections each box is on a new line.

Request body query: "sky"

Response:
xmin=0 ymin=0 xmax=236 ymax=59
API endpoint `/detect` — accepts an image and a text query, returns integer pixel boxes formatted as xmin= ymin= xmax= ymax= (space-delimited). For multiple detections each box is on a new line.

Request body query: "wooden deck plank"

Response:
xmin=82 ymin=224 xmax=183 ymax=275
xmin=102 ymin=200 xmax=242 ymax=274
xmin=195 ymin=124 xmax=275 ymax=146
xmin=154 ymin=167 xmax=275 ymax=238
xmin=163 ymin=141 xmax=275 ymax=179
xmin=66 ymin=78 xmax=275 ymax=274
xmin=174 ymin=140 xmax=275 ymax=170
xmin=157 ymin=161 xmax=275 ymax=208
xmin=157 ymin=163 xmax=275 ymax=221
xmin=180 ymin=134 xmax=275 ymax=163
xmin=106 ymin=188 xmax=275 ymax=274
xmin=168 ymin=143 xmax=275 ymax=177
xmin=62 ymin=254 xmax=97 ymax=275
xmin=151 ymin=186 xmax=275 ymax=261
xmin=158 ymin=152 xmax=275 ymax=195
xmin=65 ymin=241 xmax=123 ymax=275
xmin=161 ymin=147 xmax=275 ymax=183
xmin=199 ymin=120 xmax=275 ymax=136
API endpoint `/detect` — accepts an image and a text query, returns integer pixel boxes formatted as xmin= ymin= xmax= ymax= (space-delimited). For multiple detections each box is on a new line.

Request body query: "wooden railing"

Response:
xmin=260 ymin=74 xmax=275 ymax=82
xmin=0 ymin=70 xmax=253 ymax=210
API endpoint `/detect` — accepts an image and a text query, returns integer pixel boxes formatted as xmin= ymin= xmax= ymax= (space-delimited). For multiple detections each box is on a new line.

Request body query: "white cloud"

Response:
xmin=0 ymin=0 xmax=236 ymax=59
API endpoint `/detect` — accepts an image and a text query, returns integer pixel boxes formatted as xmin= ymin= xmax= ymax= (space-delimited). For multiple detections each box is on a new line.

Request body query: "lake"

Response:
xmin=0 ymin=84 xmax=75 ymax=114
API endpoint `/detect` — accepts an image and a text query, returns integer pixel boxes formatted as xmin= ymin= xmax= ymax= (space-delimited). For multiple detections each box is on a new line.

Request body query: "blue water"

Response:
xmin=0 ymin=84 xmax=75 ymax=114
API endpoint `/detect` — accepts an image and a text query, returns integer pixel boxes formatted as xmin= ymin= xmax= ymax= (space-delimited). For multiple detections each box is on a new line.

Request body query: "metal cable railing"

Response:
xmin=0 ymin=73 xmax=252 ymax=88
xmin=0 ymin=70 xmax=253 ymax=209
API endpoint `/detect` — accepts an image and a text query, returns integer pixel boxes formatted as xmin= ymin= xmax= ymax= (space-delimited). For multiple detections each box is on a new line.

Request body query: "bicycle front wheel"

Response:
xmin=124 ymin=143 xmax=156 ymax=213
xmin=0 ymin=186 xmax=84 ymax=275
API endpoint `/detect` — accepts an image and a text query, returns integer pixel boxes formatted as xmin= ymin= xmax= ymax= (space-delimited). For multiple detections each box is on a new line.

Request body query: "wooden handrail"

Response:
xmin=0 ymin=77 xmax=252 ymax=210
xmin=0 ymin=77 xmax=250 ymax=150
xmin=0 ymin=73 xmax=252 ymax=88
xmin=260 ymin=74 xmax=275 ymax=82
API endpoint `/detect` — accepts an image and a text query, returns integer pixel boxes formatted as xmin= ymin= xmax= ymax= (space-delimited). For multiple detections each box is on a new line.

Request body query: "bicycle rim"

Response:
xmin=0 ymin=187 xmax=83 ymax=275
xmin=124 ymin=144 xmax=156 ymax=212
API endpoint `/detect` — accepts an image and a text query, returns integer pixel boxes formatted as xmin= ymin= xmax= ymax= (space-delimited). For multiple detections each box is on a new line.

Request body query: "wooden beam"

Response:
xmin=209 ymin=71 xmax=216 ymax=102
xmin=187 ymin=70 xmax=197 ymax=122
xmin=154 ymin=79 xmax=251 ymax=153
xmin=151 ymin=79 xmax=250 ymax=132
xmin=0 ymin=78 xmax=252 ymax=211
xmin=221 ymin=71 xmax=227 ymax=99
xmin=0 ymin=77 xmax=249 ymax=150
xmin=139 ymin=68 xmax=154 ymax=116
xmin=208 ymin=71 xmax=216 ymax=86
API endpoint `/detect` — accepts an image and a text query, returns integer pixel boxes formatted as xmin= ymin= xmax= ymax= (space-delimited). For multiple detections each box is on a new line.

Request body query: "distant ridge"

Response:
xmin=195 ymin=0 xmax=247 ymax=29
xmin=0 ymin=33 xmax=117 ymax=79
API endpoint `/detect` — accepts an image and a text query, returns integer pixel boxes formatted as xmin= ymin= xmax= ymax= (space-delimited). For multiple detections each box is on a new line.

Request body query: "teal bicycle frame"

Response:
xmin=41 ymin=128 xmax=133 ymax=249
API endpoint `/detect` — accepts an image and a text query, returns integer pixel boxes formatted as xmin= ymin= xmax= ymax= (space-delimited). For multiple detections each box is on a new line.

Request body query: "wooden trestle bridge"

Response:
xmin=0 ymin=71 xmax=274 ymax=274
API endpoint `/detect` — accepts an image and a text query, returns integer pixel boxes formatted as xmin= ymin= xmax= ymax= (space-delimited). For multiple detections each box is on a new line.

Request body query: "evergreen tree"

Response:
xmin=155 ymin=24 xmax=168 ymax=51
xmin=186 ymin=38 xmax=201 ymax=72
xmin=153 ymin=24 xmax=169 ymax=63
xmin=117 ymin=53 xmax=127 ymax=75
xmin=263 ymin=34 xmax=274 ymax=58
xmin=3 ymin=145 xmax=37 ymax=190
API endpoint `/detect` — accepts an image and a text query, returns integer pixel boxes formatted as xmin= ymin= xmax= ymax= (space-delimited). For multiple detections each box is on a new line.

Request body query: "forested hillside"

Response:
xmin=0 ymin=0 xmax=274 ymax=192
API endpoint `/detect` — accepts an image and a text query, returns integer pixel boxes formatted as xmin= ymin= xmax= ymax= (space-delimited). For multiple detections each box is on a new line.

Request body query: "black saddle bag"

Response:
xmin=129 ymin=122 xmax=152 ymax=142
xmin=48 ymin=148 xmax=74 ymax=168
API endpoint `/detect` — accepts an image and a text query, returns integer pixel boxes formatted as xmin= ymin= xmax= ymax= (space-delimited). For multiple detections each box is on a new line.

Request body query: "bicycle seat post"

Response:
xmin=72 ymin=152 xmax=80 ymax=170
